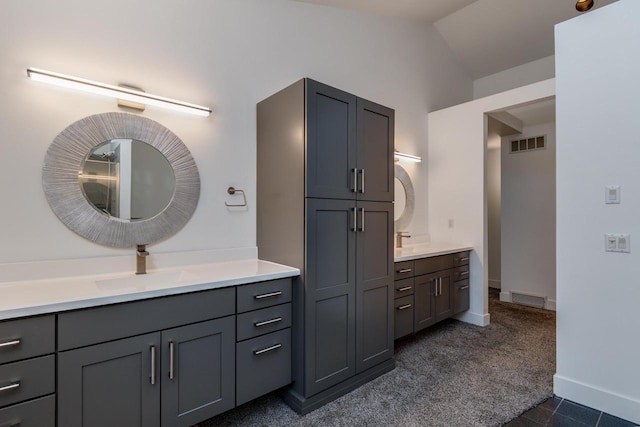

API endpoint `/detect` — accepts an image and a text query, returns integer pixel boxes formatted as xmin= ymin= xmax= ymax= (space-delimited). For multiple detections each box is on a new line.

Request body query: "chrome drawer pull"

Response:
xmin=0 ymin=382 xmax=20 ymax=393
xmin=458 ymin=271 xmax=469 ymax=276
xmin=459 ymin=286 xmax=470 ymax=290
xmin=397 ymin=268 xmax=412 ymax=273
xmin=255 ymin=317 xmax=283 ymax=327
xmin=397 ymin=286 xmax=412 ymax=292
xmin=397 ymin=304 xmax=412 ymax=310
xmin=254 ymin=343 xmax=282 ymax=355
xmin=254 ymin=291 xmax=282 ymax=300
xmin=0 ymin=339 xmax=20 ymax=348
xmin=457 ymin=257 xmax=470 ymax=262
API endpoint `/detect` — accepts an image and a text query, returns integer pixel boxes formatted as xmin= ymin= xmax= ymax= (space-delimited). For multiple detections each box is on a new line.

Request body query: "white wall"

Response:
xmin=500 ymin=122 xmax=556 ymax=309
xmin=554 ymin=0 xmax=640 ymax=422
xmin=474 ymin=55 xmax=555 ymax=99
xmin=487 ymin=142 xmax=501 ymax=288
xmin=428 ymin=79 xmax=555 ymax=326
xmin=0 ymin=0 xmax=472 ymax=268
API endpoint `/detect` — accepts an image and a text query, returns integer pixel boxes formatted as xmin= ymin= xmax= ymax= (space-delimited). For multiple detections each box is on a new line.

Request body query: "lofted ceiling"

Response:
xmin=291 ymin=0 xmax=618 ymax=79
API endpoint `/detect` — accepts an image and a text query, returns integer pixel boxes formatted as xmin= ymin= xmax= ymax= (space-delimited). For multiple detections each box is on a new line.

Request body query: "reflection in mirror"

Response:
xmin=80 ymin=139 xmax=175 ymax=221
xmin=394 ymin=177 xmax=406 ymax=221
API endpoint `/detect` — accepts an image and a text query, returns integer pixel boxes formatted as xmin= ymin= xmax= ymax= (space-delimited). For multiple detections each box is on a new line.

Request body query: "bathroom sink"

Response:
xmin=96 ymin=270 xmax=199 ymax=291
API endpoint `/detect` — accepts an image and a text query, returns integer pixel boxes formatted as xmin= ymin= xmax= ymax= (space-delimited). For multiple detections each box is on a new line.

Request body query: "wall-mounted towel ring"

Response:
xmin=225 ymin=187 xmax=247 ymax=207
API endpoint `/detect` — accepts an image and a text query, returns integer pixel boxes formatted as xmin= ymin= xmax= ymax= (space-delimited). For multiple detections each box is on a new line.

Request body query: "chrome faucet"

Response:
xmin=396 ymin=232 xmax=411 ymax=248
xmin=136 ymin=244 xmax=149 ymax=275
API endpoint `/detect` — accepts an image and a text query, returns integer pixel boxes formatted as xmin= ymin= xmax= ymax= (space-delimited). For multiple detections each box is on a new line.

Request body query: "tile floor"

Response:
xmin=504 ymin=396 xmax=638 ymax=426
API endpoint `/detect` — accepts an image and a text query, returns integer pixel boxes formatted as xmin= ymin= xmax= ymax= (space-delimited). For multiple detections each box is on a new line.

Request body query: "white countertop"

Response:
xmin=394 ymin=242 xmax=473 ymax=262
xmin=0 ymin=259 xmax=299 ymax=320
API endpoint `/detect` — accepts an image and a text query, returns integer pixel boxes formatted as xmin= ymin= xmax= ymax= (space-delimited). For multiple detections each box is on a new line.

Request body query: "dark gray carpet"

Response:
xmin=199 ymin=291 xmax=555 ymax=427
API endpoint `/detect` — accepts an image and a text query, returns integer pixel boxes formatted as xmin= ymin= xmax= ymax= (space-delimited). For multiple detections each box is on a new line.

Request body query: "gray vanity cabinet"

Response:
xmin=415 ymin=268 xmax=453 ymax=332
xmin=258 ymin=78 xmax=394 ymax=414
xmin=58 ymin=333 xmax=162 ymax=427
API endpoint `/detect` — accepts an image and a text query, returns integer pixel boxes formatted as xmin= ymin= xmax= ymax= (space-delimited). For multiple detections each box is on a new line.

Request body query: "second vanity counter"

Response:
xmin=394 ymin=242 xmax=473 ymax=262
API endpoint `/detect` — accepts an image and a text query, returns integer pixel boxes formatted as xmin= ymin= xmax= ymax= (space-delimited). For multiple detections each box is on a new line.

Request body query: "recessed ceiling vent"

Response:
xmin=510 ymin=135 xmax=545 ymax=153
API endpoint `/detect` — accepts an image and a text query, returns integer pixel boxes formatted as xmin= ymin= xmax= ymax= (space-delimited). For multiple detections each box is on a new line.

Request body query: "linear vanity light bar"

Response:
xmin=394 ymin=151 xmax=422 ymax=163
xmin=27 ymin=67 xmax=211 ymax=117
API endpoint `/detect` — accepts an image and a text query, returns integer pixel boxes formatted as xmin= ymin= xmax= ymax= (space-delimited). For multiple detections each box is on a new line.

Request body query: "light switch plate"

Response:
xmin=605 ymin=234 xmax=618 ymax=252
xmin=605 ymin=185 xmax=620 ymax=204
xmin=605 ymin=233 xmax=631 ymax=253
xmin=617 ymin=234 xmax=631 ymax=253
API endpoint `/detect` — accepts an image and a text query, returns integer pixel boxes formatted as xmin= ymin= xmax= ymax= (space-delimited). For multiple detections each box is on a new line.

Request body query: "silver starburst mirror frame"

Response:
xmin=42 ymin=112 xmax=200 ymax=248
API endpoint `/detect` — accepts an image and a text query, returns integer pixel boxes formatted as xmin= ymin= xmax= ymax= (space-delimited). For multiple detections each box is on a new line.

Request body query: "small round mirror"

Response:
xmin=80 ymin=139 xmax=176 ymax=221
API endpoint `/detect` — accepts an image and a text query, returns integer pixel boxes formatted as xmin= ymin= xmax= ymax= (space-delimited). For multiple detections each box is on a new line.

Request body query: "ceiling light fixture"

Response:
xmin=394 ymin=151 xmax=422 ymax=163
xmin=27 ymin=67 xmax=211 ymax=117
xmin=575 ymin=0 xmax=595 ymax=12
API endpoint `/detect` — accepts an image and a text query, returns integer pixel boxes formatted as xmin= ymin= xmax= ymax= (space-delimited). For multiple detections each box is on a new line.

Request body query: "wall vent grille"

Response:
xmin=510 ymin=135 xmax=545 ymax=153
xmin=511 ymin=292 xmax=546 ymax=309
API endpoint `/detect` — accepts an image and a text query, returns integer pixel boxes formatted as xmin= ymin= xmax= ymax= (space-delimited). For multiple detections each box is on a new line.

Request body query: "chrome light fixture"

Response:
xmin=27 ymin=67 xmax=211 ymax=117
xmin=394 ymin=151 xmax=422 ymax=163
xmin=576 ymin=0 xmax=595 ymax=12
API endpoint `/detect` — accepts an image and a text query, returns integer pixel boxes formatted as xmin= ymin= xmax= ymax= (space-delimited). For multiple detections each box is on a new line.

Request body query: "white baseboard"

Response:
xmin=545 ymin=299 xmax=556 ymax=311
xmin=455 ymin=310 xmax=490 ymax=327
xmin=488 ymin=279 xmax=501 ymax=289
xmin=554 ymin=374 xmax=640 ymax=425
xmin=500 ymin=291 xmax=512 ymax=302
xmin=499 ymin=291 xmax=556 ymax=311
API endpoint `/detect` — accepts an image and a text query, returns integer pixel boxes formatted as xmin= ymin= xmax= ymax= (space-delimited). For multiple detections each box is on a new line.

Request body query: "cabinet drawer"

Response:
xmin=452 ymin=265 xmax=470 ymax=282
xmin=236 ymin=329 xmax=291 ymax=406
xmin=453 ymin=251 xmax=471 ymax=267
xmin=58 ymin=287 xmax=235 ymax=351
xmin=0 ymin=394 xmax=55 ymax=427
xmin=394 ymin=278 xmax=414 ymax=298
xmin=453 ymin=280 xmax=470 ymax=314
xmin=0 ymin=355 xmax=55 ymax=408
xmin=237 ymin=278 xmax=292 ymax=313
xmin=394 ymin=295 xmax=414 ymax=340
xmin=237 ymin=303 xmax=291 ymax=342
xmin=394 ymin=261 xmax=415 ymax=280
xmin=0 ymin=316 xmax=55 ymax=364
xmin=415 ymin=255 xmax=453 ymax=276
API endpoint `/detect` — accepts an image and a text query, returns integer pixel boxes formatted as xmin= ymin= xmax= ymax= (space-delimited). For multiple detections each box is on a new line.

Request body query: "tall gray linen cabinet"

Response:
xmin=257 ymin=78 xmax=395 ymax=414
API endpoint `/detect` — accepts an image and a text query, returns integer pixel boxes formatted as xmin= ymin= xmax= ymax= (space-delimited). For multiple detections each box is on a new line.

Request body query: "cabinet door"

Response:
xmin=356 ymin=98 xmax=394 ymax=202
xmin=355 ymin=201 xmax=393 ymax=373
xmin=434 ymin=271 xmax=453 ymax=322
xmin=305 ymin=198 xmax=356 ymax=396
xmin=161 ymin=317 xmax=235 ymax=427
xmin=58 ymin=333 xmax=161 ymax=427
xmin=414 ymin=273 xmax=436 ymax=332
xmin=306 ymin=79 xmax=357 ymax=199
xmin=453 ymin=279 xmax=470 ymax=314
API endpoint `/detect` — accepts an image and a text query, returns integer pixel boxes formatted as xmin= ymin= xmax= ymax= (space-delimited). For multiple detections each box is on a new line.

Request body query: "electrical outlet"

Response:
xmin=605 ymin=234 xmax=618 ymax=252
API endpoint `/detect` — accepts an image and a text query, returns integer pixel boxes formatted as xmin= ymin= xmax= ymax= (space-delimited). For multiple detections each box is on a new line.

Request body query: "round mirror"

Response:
xmin=43 ymin=112 xmax=200 ymax=248
xmin=394 ymin=164 xmax=415 ymax=231
xmin=80 ymin=139 xmax=176 ymax=221
xmin=394 ymin=177 xmax=406 ymax=221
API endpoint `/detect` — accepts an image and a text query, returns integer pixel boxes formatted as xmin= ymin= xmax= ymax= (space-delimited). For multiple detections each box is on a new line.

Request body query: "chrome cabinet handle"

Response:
xmin=359 ymin=169 xmax=365 ymax=193
xmin=458 ymin=271 xmax=469 ymax=277
xmin=397 ymin=304 xmax=412 ymax=310
xmin=255 ymin=317 xmax=282 ymax=327
xmin=150 ymin=346 xmax=156 ymax=385
xmin=439 ymin=278 xmax=442 ymax=296
xmin=459 ymin=285 xmax=469 ymax=290
xmin=397 ymin=268 xmax=412 ymax=273
xmin=169 ymin=341 xmax=175 ymax=380
xmin=359 ymin=208 xmax=365 ymax=232
xmin=0 ymin=339 xmax=20 ymax=348
xmin=352 ymin=207 xmax=357 ymax=232
xmin=397 ymin=286 xmax=412 ymax=292
xmin=352 ymin=168 xmax=358 ymax=193
xmin=254 ymin=291 xmax=282 ymax=300
xmin=0 ymin=382 xmax=20 ymax=393
xmin=457 ymin=257 xmax=470 ymax=262
xmin=254 ymin=343 xmax=282 ymax=355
